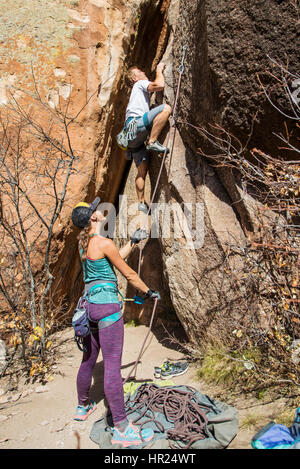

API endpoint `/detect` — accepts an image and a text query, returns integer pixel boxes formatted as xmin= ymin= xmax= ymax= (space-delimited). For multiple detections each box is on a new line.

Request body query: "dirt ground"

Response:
xmin=0 ymin=324 xmax=294 ymax=450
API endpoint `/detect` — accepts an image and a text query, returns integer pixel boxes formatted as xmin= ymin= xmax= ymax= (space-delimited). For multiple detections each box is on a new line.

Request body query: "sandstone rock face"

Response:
xmin=115 ymin=0 xmax=298 ymax=344
xmin=173 ymin=0 xmax=299 ymax=234
xmin=0 ymin=340 xmax=6 ymax=372
xmin=174 ymin=0 xmax=298 ymax=149
xmin=0 ymin=0 xmax=147 ymax=304
xmin=0 ymin=0 xmax=298 ymax=345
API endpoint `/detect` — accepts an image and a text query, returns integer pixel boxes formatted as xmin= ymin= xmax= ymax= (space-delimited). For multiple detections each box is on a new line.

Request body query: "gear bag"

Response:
xmin=251 ymin=422 xmax=296 ymax=449
xmin=72 ymin=297 xmax=90 ymax=351
xmin=72 ymin=280 xmax=123 ymax=351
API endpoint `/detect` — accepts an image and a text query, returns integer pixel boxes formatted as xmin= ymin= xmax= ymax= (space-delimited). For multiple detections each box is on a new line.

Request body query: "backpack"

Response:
xmin=116 ymin=118 xmax=138 ymax=151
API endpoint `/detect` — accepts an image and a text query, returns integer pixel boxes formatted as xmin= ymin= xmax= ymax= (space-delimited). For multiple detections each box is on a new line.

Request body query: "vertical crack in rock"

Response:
xmin=112 ymin=0 xmax=183 ymax=331
xmin=52 ymin=0 xmax=182 ymax=334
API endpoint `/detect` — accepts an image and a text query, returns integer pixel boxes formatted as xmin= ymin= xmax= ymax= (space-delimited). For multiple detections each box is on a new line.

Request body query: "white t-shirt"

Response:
xmin=125 ymin=80 xmax=151 ymax=122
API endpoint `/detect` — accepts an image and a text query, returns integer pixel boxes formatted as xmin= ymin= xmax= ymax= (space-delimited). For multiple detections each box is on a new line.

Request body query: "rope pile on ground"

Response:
xmin=124 ymin=383 xmax=211 ymax=449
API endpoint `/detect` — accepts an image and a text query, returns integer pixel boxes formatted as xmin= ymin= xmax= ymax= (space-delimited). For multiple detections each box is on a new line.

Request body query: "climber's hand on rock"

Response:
xmin=157 ymin=62 xmax=166 ymax=73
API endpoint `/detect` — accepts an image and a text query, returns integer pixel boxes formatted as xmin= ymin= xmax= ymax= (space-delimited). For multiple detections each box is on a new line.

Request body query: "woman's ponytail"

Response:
xmin=77 ymin=221 xmax=91 ymax=261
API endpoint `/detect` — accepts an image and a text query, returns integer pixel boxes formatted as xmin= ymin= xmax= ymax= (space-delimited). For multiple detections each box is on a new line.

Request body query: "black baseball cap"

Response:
xmin=71 ymin=197 xmax=100 ymax=228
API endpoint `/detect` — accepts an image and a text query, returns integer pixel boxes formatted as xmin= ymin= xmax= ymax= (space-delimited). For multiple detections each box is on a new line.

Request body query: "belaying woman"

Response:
xmin=71 ymin=197 xmax=160 ymax=447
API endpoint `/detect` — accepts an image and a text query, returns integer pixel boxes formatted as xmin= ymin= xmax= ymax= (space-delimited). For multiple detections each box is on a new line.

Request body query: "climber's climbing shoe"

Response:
xmin=160 ymin=361 xmax=189 ymax=379
xmin=146 ymin=140 xmax=170 ymax=154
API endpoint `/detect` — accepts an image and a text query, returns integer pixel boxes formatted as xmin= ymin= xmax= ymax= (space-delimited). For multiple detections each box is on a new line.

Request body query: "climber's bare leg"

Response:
xmin=148 ymin=104 xmax=172 ymax=144
xmin=135 ymin=160 xmax=148 ymax=204
xmin=135 ymin=160 xmax=149 ymax=229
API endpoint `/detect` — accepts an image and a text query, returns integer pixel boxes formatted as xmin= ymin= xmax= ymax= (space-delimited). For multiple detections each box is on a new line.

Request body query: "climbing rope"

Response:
xmin=123 ymin=45 xmax=187 ymax=384
xmin=123 ymin=297 xmax=158 ymax=385
xmin=124 ymin=383 xmax=211 ymax=449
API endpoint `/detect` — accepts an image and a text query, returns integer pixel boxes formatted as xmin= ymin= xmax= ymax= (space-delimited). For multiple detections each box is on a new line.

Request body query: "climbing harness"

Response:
xmin=73 ymin=279 xmax=144 ymax=352
xmin=123 ymin=45 xmax=187 ymax=384
xmin=124 ymin=383 xmax=211 ymax=449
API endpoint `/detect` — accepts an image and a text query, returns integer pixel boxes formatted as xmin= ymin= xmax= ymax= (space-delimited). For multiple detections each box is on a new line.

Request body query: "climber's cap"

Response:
xmin=71 ymin=197 xmax=100 ymax=229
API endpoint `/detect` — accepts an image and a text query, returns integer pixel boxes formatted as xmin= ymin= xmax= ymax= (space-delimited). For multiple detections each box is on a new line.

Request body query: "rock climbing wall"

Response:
xmin=0 ymin=0 xmax=298 ymax=345
xmin=115 ymin=0 xmax=299 ymax=345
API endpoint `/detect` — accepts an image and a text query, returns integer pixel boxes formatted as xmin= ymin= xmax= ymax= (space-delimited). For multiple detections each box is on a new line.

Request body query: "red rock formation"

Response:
xmin=0 ymin=0 xmax=298 ymax=346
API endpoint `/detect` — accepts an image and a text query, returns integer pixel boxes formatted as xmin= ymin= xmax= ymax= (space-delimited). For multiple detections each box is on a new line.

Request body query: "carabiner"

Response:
xmin=177 ymin=45 xmax=187 ymax=74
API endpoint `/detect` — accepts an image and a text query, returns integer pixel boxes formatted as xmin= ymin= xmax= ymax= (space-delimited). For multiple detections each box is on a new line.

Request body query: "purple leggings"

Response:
xmin=76 ymin=302 xmax=127 ymax=425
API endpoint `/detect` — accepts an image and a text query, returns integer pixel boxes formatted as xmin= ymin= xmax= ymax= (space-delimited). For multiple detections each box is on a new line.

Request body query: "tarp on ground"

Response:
xmin=90 ymin=383 xmax=239 ymax=449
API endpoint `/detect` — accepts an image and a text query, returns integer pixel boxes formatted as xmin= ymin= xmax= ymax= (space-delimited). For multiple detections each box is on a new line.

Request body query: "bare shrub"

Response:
xmin=178 ymin=58 xmax=300 ymax=393
xmin=0 ymin=76 xmax=94 ymax=381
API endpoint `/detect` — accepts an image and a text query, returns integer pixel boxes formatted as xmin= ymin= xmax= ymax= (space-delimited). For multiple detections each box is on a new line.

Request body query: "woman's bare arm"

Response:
xmin=119 ymin=240 xmax=134 ymax=260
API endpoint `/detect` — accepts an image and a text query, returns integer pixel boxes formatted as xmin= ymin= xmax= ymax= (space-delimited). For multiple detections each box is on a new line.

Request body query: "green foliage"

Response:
xmin=196 ymin=346 xmax=262 ymax=388
xmin=240 ymin=413 xmax=262 ymax=430
xmin=256 ymin=388 xmax=268 ymax=400
xmin=275 ymin=408 xmax=295 ymax=427
xmin=125 ymin=319 xmax=140 ymax=328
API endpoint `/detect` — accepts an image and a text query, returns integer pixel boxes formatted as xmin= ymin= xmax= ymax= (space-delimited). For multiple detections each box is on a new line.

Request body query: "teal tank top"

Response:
xmin=79 ymin=237 xmax=119 ymax=305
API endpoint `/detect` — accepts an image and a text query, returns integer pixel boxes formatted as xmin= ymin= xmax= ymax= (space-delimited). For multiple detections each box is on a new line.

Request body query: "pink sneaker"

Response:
xmin=74 ymin=401 xmax=97 ymax=421
xmin=111 ymin=421 xmax=154 ymax=448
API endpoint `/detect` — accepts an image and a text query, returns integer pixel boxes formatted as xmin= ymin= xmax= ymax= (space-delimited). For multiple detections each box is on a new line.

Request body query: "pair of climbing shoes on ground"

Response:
xmin=154 ymin=360 xmax=189 ymax=379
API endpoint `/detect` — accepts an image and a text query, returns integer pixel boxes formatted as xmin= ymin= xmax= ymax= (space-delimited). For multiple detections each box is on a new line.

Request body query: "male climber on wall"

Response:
xmin=124 ymin=63 xmax=172 ymax=218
